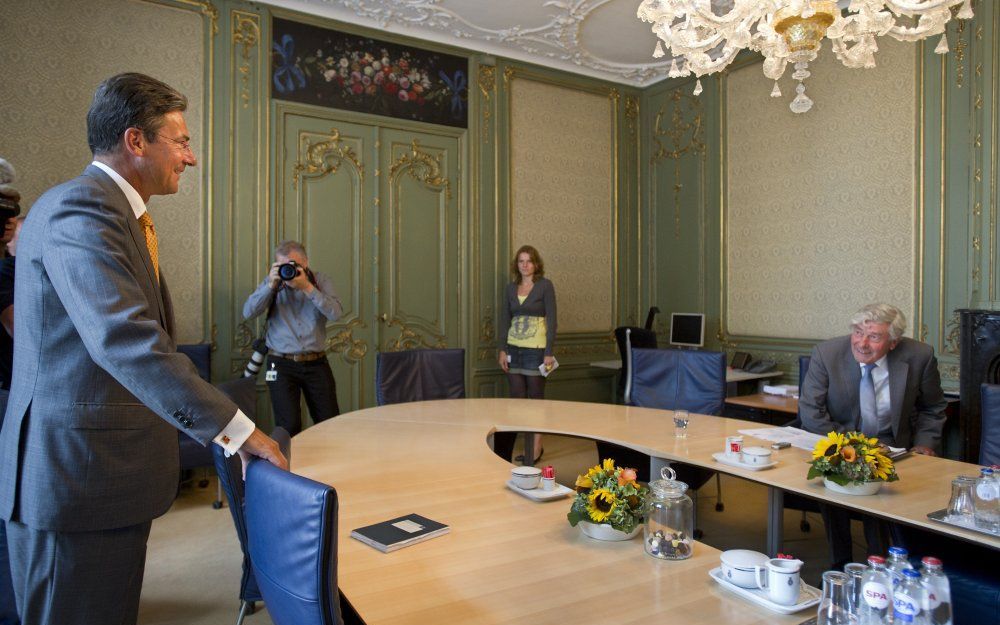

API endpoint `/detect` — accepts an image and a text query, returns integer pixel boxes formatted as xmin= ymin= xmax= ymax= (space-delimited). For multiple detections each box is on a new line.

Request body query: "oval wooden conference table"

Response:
xmin=292 ymin=398 xmax=998 ymax=625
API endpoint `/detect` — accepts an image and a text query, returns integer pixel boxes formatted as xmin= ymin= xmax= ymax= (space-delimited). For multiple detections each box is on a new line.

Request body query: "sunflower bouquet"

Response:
xmin=807 ymin=431 xmax=899 ymax=486
xmin=567 ymin=459 xmax=648 ymax=534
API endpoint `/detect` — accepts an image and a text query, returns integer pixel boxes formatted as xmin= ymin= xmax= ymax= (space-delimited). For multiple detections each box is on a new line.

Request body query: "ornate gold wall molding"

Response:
xmin=388 ymin=139 xmax=452 ymax=199
xmin=327 ymin=318 xmax=368 ymax=364
xmin=478 ymin=64 xmax=496 ymax=145
xmin=174 ymin=0 xmax=219 ymax=34
xmin=235 ymin=320 xmax=253 ymax=351
xmin=625 ymin=95 xmax=639 ymax=137
xmin=292 ymin=128 xmax=365 ymax=188
xmin=479 ymin=306 xmax=495 ymax=343
xmin=650 ymin=89 xmax=705 ymax=240
xmin=384 ymin=317 xmax=447 ymax=351
xmin=232 ymin=12 xmax=260 ymax=109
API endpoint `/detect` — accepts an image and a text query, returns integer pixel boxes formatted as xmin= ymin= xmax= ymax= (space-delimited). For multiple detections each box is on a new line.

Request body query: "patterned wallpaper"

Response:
xmin=725 ymin=38 xmax=916 ymax=340
xmin=509 ymin=78 xmax=614 ymax=334
xmin=0 ymin=0 xmax=207 ymax=342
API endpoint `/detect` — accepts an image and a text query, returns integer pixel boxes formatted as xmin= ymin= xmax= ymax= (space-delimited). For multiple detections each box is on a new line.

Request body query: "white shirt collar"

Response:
xmin=860 ymin=354 xmax=889 ymax=372
xmin=91 ymin=160 xmax=147 ymax=220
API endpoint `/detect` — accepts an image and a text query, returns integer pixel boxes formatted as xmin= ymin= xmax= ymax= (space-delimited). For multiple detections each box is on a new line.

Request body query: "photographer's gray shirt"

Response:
xmin=242 ymin=271 xmax=343 ymax=354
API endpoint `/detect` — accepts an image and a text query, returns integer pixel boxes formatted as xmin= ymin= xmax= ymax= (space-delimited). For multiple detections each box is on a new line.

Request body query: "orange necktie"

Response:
xmin=138 ymin=212 xmax=159 ymax=280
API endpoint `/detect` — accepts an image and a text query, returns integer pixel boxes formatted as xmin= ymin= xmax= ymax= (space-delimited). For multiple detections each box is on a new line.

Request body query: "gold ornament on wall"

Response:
xmin=232 ymin=12 xmax=260 ymax=109
xmin=652 ymin=89 xmax=705 ymax=239
xmin=383 ymin=316 xmax=447 ymax=351
xmin=176 ymin=0 xmax=219 ymax=35
xmin=292 ymin=128 xmax=364 ymax=188
xmin=327 ymin=318 xmax=368 ymax=364
xmin=478 ymin=64 xmax=496 ymax=145
xmin=389 ymin=139 xmax=451 ymax=199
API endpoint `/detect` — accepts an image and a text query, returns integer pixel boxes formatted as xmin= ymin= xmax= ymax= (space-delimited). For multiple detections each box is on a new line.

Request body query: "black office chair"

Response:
xmin=599 ymin=343 xmax=727 ymax=537
xmin=176 ymin=343 xmax=222 ymax=508
xmin=245 ymin=460 xmax=346 ymax=625
xmin=374 ymin=348 xmax=465 ymax=406
xmin=783 ymin=355 xmax=819 ymax=532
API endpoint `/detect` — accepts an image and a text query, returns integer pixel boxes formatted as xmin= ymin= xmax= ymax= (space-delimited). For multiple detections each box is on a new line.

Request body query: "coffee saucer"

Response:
xmin=505 ymin=479 xmax=573 ymax=502
xmin=712 ymin=452 xmax=777 ymax=471
xmin=708 ymin=567 xmax=820 ymax=614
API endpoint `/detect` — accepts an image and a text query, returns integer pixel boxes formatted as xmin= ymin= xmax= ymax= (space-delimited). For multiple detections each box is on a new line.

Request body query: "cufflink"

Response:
xmin=221 ymin=435 xmax=231 ymax=445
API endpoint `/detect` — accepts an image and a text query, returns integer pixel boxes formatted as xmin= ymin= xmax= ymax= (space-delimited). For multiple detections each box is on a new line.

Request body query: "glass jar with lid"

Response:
xmin=644 ymin=466 xmax=693 ymax=560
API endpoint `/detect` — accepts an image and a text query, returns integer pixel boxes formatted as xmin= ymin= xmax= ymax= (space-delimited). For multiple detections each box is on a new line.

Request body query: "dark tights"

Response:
xmin=507 ymin=373 xmax=545 ymax=399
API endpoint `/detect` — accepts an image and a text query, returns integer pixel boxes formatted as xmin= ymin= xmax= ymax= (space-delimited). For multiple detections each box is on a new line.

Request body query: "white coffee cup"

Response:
xmin=754 ymin=557 xmax=803 ymax=606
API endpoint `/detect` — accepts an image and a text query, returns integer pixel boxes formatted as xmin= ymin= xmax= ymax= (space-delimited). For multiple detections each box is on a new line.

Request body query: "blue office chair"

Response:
xmin=599 ymin=343 xmax=727 ymax=536
xmin=176 ymin=343 xmax=222 ymax=508
xmin=245 ymin=460 xmax=345 ymax=625
xmin=980 ymin=383 xmax=1000 ymax=465
xmin=375 ymin=348 xmax=465 ymax=406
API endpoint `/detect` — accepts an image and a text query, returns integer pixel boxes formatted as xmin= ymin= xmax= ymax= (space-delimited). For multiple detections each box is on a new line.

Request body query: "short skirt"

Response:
xmin=506 ymin=344 xmax=545 ymax=376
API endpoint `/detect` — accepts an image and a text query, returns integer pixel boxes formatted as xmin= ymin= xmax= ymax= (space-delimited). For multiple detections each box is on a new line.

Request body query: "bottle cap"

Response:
xmin=921 ymin=556 xmax=943 ymax=567
xmin=902 ymin=568 xmax=921 ymax=579
xmin=888 ymin=546 xmax=908 ymax=557
xmin=867 ymin=555 xmax=886 ymax=565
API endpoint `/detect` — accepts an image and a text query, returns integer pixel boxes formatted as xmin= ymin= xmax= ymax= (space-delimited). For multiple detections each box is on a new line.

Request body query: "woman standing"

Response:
xmin=497 ymin=245 xmax=557 ymax=464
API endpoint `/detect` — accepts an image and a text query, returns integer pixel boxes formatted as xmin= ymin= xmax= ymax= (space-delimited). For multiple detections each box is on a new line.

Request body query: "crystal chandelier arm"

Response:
xmin=682 ymin=0 xmax=774 ymax=28
xmin=884 ymin=0 xmax=965 ymax=14
xmin=885 ymin=9 xmax=951 ymax=42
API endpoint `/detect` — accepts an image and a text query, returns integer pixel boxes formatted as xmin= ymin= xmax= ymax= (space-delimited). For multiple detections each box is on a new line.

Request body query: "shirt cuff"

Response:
xmin=212 ymin=410 xmax=256 ymax=457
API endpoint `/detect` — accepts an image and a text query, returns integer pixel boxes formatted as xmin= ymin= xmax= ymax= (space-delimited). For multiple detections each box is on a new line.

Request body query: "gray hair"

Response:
xmin=87 ymin=73 xmax=188 ymax=155
xmin=849 ymin=303 xmax=907 ymax=341
xmin=274 ymin=240 xmax=307 ymax=259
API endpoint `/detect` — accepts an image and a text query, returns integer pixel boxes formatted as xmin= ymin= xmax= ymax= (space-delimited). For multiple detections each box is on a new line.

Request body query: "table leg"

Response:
xmin=767 ymin=486 xmax=784 ymax=556
xmin=523 ymin=434 xmax=535 ymax=467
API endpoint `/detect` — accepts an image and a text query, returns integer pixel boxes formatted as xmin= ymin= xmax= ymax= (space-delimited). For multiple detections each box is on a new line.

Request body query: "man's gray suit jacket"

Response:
xmin=799 ymin=335 xmax=947 ymax=451
xmin=0 ymin=164 xmax=236 ymax=532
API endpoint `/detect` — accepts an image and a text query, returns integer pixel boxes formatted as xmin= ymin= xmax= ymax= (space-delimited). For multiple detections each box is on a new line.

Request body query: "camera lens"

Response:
xmin=278 ymin=262 xmax=298 ymax=281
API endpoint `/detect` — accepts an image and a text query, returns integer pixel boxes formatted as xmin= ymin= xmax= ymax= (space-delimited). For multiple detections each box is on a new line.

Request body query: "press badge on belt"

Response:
xmin=265 ymin=363 xmax=278 ymax=382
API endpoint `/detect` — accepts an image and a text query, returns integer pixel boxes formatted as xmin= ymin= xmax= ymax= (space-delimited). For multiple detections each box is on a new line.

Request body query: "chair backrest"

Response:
xmin=214 ymin=421 xmax=291 ymax=603
xmin=786 ymin=355 xmax=811 ymax=428
xmin=627 ymin=347 xmax=726 ymax=415
xmin=245 ymin=460 xmax=342 ymax=625
xmin=176 ymin=343 xmax=213 ymax=470
xmin=177 ymin=343 xmax=212 ymax=382
xmin=615 ymin=327 xmax=657 ymax=397
xmin=981 ymin=383 xmax=1000 ymax=465
xmin=375 ymin=348 xmax=465 ymax=406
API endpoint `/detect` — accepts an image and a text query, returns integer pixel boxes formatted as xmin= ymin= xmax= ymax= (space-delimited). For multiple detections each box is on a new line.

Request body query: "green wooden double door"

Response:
xmin=270 ymin=107 xmax=464 ymax=413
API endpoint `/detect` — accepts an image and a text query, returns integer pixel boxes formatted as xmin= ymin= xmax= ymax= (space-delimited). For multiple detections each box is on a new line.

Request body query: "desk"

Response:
xmin=724 ymin=393 xmax=798 ymax=425
xmin=294 ymin=399 xmax=997 ymax=624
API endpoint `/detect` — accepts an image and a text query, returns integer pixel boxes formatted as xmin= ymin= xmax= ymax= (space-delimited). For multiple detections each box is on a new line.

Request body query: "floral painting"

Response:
xmin=272 ymin=18 xmax=468 ymax=128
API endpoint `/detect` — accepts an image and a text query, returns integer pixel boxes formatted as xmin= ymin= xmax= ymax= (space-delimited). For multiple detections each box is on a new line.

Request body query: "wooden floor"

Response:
xmin=139 ymin=432 xmax=855 ymax=625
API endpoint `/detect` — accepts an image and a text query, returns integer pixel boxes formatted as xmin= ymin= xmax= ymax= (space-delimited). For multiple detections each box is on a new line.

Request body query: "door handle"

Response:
xmin=376 ymin=313 xmax=389 ymax=323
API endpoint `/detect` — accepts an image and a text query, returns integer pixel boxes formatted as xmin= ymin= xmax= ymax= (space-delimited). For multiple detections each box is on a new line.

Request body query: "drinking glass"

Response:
xmin=817 ymin=571 xmax=858 ymax=625
xmin=946 ymin=476 xmax=977 ymax=524
xmin=843 ymin=563 xmax=867 ymax=617
xmin=673 ymin=410 xmax=689 ymax=438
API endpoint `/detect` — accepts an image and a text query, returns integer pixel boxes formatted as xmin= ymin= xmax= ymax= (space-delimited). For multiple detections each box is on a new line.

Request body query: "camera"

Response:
xmin=278 ymin=261 xmax=301 ymax=281
xmin=243 ymin=337 xmax=269 ymax=378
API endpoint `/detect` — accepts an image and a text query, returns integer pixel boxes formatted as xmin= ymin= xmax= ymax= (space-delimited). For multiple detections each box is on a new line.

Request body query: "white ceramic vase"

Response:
xmin=823 ymin=477 xmax=882 ymax=496
xmin=578 ymin=520 xmax=641 ymax=541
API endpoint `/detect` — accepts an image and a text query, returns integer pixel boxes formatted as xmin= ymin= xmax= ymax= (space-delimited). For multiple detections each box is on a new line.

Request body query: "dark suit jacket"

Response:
xmin=799 ymin=335 xmax=947 ymax=451
xmin=0 ymin=164 xmax=236 ymax=532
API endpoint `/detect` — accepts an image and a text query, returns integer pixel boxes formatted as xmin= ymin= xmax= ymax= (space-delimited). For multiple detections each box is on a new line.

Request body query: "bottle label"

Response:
xmin=862 ymin=581 xmax=891 ymax=609
xmin=925 ymin=587 xmax=941 ymax=610
xmin=893 ymin=592 xmax=920 ymax=623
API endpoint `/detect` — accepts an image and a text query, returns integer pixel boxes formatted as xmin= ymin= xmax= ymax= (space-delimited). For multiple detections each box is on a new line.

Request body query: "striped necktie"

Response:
xmin=859 ymin=363 xmax=879 ymax=436
xmin=138 ymin=212 xmax=159 ymax=281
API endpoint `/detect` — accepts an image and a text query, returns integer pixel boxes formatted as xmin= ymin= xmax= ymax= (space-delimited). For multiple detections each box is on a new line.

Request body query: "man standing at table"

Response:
xmin=0 ymin=73 xmax=288 ymax=625
xmin=799 ymin=302 xmax=947 ymax=568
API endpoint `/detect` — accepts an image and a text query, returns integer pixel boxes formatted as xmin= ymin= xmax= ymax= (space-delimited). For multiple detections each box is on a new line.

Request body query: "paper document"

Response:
xmin=737 ymin=426 xmax=907 ymax=455
xmin=539 ymin=358 xmax=559 ymax=377
xmin=762 ymin=384 xmax=798 ymax=397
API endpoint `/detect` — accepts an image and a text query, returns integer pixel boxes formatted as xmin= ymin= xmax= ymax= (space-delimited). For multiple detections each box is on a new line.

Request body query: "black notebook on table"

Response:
xmin=350 ymin=513 xmax=450 ymax=553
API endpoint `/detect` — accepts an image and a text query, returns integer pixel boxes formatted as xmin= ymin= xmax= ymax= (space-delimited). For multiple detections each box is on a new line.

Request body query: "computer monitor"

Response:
xmin=669 ymin=313 xmax=705 ymax=348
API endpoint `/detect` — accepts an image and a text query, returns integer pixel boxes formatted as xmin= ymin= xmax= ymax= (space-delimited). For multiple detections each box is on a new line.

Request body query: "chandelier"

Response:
xmin=637 ymin=0 xmax=974 ymax=113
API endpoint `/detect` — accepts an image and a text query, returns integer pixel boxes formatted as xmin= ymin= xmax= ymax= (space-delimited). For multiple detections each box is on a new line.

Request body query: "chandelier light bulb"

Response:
xmin=637 ymin=0 xmax=974 ymax=112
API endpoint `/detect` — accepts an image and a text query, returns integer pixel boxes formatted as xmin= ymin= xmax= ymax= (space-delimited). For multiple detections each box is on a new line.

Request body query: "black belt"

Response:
xmin=270 ymin=351 xmax=326 ymax=362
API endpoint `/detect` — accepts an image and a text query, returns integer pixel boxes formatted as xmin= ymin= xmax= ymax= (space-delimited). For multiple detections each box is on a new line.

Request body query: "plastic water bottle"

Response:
xmin=893 ymin=568 xmax=929 ymax=624
xmin=920 ymin=557 xmax=952 ymax=625
xmin=972 ymin=468 xmax=999 ymax=533
xmin=857 ymin=555 xmax=893 ymax=625
xmin=886 ymin=545 xmax=914 ymax=588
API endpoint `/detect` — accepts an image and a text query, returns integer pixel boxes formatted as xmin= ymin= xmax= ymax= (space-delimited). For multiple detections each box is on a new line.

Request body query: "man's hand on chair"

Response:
xmin=238 ymin=427 xmax=289 ymax=478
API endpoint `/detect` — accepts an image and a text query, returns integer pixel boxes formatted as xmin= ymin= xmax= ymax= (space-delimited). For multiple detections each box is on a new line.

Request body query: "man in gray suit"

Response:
xmin=0 ymin=73 xmax=288 ymax=625
xmin=800 ymin=302 xmax=947 ymax=568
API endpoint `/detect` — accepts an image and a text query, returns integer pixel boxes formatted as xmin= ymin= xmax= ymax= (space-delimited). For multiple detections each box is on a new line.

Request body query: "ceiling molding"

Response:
xmin=259 ymin=0 xmax=674 ymax=87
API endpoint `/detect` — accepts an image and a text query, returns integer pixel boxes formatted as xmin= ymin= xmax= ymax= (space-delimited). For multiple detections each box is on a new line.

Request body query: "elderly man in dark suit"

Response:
xmin=0 ymin=73 xmax=288 ymax=625
xmin=800 ymin=302 xmax=947 ymax=568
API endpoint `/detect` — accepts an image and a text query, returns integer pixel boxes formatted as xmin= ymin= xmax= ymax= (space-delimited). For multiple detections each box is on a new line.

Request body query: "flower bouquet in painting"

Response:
xmin=807 ymin=432 xmax=899 ymax=496
xmin=567 ymin=459 xmax=648 ymax=540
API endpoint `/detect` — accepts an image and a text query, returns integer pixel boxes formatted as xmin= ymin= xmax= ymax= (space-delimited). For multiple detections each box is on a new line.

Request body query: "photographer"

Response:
xmin=243 ymin=240 xmax=343 ymax=435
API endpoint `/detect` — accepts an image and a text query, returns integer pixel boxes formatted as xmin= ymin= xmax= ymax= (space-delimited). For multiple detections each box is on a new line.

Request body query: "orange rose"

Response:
xmin=840 ymin=445 xmax=857 ymax=462
xmin=618 ymin=467 xmax=638 ymax=486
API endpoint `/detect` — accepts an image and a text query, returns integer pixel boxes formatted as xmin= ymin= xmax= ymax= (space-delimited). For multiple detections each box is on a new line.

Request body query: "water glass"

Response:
xmin=673 ymin=410 xmax=689 ymax=438
xmin=843 ymin=562 xmax=867 ymax=617
xmin=946 ymin=476 xmax=977 ymax=524
xmin=817 ymin=571 xmax=858 ymax=625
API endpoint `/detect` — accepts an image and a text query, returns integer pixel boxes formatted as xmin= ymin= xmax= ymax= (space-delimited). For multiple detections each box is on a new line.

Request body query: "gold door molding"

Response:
xmin=292 ymin=128 xmax=365 ymax=188
xmin=388 ymin=139 xmax=452 ymax=199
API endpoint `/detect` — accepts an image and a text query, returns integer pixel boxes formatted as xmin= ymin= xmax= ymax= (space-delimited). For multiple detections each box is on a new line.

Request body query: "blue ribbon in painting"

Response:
xmin=272 ymin=34 xmax=306 ymax=94
xmin=438 ymin=70 xmax=467 ymax=118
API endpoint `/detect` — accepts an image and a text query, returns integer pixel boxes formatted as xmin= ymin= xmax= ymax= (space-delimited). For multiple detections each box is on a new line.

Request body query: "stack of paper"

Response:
xmin=762 ymin=384 xmax=798 ymax=397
